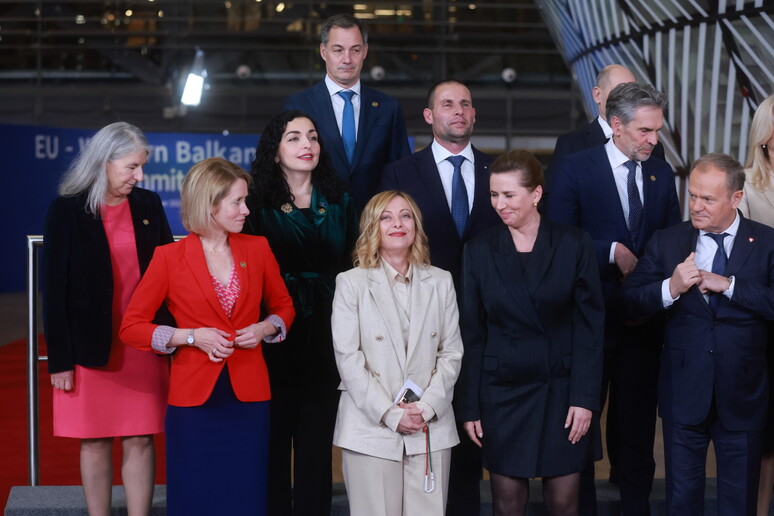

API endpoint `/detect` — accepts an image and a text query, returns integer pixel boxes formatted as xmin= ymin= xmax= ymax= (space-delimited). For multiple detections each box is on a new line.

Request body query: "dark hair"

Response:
xmin=426 ymin=79 xmax=467 ymax=108
xmin=490 ymin=149 xmax=544 ymax=191
xmin=606 ymin=82 xmax=668 ymax=125
xmin=320 ymin=14 xmax=368 ymax=46
xmin=690 ymin=153 xmax=745 ymax=193
xmin=250 ymin=110 xmax=347 ymax=209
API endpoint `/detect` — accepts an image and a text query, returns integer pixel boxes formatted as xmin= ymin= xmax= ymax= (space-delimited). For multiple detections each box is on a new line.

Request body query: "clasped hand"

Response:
xmin=397 ymin=402 xmax=425 ymax=435
xmin=669 ymin=252 xmax=729 ymax=298
xmin=194 ymin=322 xmax=277 ymax=362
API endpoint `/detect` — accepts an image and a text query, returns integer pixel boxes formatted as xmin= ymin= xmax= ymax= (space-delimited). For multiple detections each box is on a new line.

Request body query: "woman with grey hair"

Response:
xmin=43 ymin=122 xmax=173 ymax=515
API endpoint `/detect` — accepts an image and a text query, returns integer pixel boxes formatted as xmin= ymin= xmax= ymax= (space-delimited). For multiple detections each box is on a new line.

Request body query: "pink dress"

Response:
xmin=53 ymin=200 xmax=169 ymax=438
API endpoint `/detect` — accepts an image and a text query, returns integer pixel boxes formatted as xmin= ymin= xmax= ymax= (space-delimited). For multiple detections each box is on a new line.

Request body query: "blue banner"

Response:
xmin=2 ymin=123 xmax=259 ymax=292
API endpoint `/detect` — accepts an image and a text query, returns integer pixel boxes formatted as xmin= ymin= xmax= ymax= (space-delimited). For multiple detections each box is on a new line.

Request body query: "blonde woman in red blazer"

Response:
xmin=121 ymin=157 xmax=295 ymax=516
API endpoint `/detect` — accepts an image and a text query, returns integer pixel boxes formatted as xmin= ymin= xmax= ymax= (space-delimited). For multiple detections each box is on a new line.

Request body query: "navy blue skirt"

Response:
xmin=165 ymin=368 xmax=269 ymax=516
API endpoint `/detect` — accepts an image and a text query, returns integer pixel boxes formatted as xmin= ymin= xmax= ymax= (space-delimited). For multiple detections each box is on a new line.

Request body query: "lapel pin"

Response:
xmin=372 ymin=101 xmax=379 ymax=107
xmin=240 ymin=261 xmax=247 ymax=268
xmin=280 ymin=203 xmax=293 ymax=214
xmin=650 ymin=175 xmax=656 ymax=181
xmin=319 ymin=200 xmax=328 ymax=214
xmin=143 ymin=219 xmax=150 ymax=225
xmin=749 ymin=237 xmax=755 ymax=243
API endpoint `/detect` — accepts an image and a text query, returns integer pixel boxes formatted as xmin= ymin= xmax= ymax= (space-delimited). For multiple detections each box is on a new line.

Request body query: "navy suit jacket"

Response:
xmin=284 ymin=80 xmax=411 ymax=211
xmin=621 ymin=216 xmax=774 ymax=431
xmin=547 ymin=144 xmax=681 ymax=307
xmin=379 ymin=145 xmax=500 ymax=289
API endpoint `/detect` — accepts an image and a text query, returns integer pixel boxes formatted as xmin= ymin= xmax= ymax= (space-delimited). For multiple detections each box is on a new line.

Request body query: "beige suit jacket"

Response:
xmin=331 ymin=264 xmax=463 ymax=461
xmin=740 ymin=167 xmax=774 ymax=227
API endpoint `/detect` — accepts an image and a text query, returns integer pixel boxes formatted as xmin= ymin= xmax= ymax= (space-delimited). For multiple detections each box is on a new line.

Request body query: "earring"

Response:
xmin=763 ymin=144 xmax=768 ymax=150
xmin=532 ymin=202 xmax=538 ymax=207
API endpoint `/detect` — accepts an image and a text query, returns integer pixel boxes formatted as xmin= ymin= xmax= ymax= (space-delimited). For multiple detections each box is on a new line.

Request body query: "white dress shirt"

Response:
xmin=604 ymin=137 xmax=644 ymax=263
xmin=430 ymin=140 xmax=475 ymax=213
xmin=661 ymin=212 xmax=739 ymax=306
xmin=325 ymin=75 xmax=361 ymax=135
xmin=597 ymin=116 xmax=613 ymax=139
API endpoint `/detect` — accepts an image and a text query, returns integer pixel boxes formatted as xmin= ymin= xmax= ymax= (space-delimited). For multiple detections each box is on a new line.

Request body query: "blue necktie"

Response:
xmin=447 ymin=155 xmax=468 ymax=237
xmin=337 ymin=90 xmax=356 ymax=164
xmin=625 ymin=160 xmax=643 ymax=250
xmin=705 ymin=232 xmax=729 ymax=310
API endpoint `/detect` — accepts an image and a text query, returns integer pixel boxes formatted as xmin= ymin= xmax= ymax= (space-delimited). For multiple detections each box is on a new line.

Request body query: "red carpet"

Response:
xmin=0 ymin=337 xmax=166 ymax=510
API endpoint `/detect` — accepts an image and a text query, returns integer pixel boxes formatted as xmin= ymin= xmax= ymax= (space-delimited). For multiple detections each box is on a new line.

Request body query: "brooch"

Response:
xmin=318 ymin=200 xmax=328 ymax=214
xmin=372 ymin=101 xmax=379 ymax=107
xmin=142 ymin=219 xmax=150 ymax=225
xmin=280 ymin=203 xmax=293 ymax=214
xmin=650 ymin=175 xmax=656 ymax=181
xmin=749 ymin=237 xmax=755 ymax=243
xmin=240 ymin=261 xmax=247 ymax=268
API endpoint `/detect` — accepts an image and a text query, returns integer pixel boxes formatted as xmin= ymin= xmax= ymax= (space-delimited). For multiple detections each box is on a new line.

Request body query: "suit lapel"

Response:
xmin=414 ymin=147 xmax=460 ymax=239
xmin=590 ymin=147 xmax=629 ymax=236
xmin=309 ymin=82 xmax=350 ymax=175
xmin=353 ymin=86 xmax=375 ymax=169
xmin=585 ymin=120 xmax=607 ymax=147
xmin=726 ymin=214 xmax=756 ymax=277
xmin=368 ymin=268 xmax=407 ymax=371
xmin=228 ymin=235 xmax=252 ymax=323
xmin=491 ymin=225 xmax=545 ymax=333
xmin=522 ymin=218 xmax=555 ymax=301
xmin=406 ymin=266 xmax=432 ymax=364
xmin=184 ymin=234 xmax=232 ymax=327
xmin=677 ymin=226 xmax=710 ymax=314
xmin=466 ymin=148 xmax=493 ymax=238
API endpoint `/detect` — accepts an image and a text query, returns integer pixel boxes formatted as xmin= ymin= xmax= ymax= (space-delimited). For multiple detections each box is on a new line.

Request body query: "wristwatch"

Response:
xmin=187 ymin=329 xmax=195 ymax=345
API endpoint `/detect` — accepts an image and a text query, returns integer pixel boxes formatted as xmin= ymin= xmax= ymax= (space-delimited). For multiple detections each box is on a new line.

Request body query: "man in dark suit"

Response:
xmin=284 ymin=14 xmax=410 ymax=212
xmin=548 ymin=82 xmax=681 ymax=516
xmin=622 ymin=153 xmax=774 ymax=516
xmin=548 ymin=65 xmax=665 ymax=184
xmin=380 ymin=80 xmax=500 ymax=515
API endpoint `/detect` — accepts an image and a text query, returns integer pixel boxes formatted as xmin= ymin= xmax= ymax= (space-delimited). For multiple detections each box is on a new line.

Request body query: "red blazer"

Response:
xmin=120 ymin=233 xmax=295 ymax=407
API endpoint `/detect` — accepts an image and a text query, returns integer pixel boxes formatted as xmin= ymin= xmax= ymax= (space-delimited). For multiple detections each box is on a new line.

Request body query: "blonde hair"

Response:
xmin=181 ymin=157 xmax=252 ymax=234
xmin=746 ymin=95 xmax=774 ymax=191
xmin=354 ymin=191 xmax=431 ymax=269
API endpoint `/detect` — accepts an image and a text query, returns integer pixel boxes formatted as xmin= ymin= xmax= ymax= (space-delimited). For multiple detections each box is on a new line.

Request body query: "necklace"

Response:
xmin=202 ymin=240 xmax=229 ymax=255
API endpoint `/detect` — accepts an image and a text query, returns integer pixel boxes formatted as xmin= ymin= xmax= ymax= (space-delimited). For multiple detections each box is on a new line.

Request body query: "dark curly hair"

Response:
xmin=250 ymin=110 xmax=347 ymax=209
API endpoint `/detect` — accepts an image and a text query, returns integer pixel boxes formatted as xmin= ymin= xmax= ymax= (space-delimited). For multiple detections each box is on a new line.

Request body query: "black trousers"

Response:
xmin=579 ymin=324 xmax=661 ymax=516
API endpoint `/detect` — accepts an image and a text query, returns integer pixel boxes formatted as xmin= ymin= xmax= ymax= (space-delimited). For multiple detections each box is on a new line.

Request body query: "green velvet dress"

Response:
xmin=244 ymin=187 xmax=357 ymax=515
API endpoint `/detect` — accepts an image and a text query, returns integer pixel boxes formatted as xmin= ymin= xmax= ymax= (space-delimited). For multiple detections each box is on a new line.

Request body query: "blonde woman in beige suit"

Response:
xmin=331 ymin=190 xmax=463 ymax=516
xmin=738 ymin=94 xmax=774 ymax=516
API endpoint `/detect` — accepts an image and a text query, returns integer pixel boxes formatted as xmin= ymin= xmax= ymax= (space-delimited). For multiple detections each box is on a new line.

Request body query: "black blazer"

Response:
xmin=284 ymin=80 xmax=411 ymax=212
xmin=43 ymin=187 xmax=173 ymax=373
xmin=459 ymin=219 xmax=605 ymax=421
xmin=622 ymin=215 xmax=774 ymax=431
xmin=379 ymin=145 xmax=500 ymax=290
xmin=457 ymin=219 xmax=605 ymax=475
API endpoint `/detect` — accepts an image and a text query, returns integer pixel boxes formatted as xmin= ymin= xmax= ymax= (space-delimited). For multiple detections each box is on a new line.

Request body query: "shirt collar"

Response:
xmin=430 ymin=140 xmax=474 ymax=166
xmin=381 ymin=258 xmax=412 ymax=286
xmin=325 ymin=75 xmax=361 ymax=97
xmin=699 ymin=210 xmax=740 ymax=239
xmin=604 ymin=137 xmax=637 ymax=171
xmin=597 ymin=116 xmax=613 ymax=138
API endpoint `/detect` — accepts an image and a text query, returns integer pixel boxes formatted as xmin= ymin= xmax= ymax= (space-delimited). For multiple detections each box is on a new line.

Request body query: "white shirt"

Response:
xmin=325 ymin=75 xmax=361 ymax=136
xmin=661 ymin=212 xmax=739 ymax=306
xmin=430 ymin=140 xmax=475 ymax=213
xmin=597 ymin=116 xmax=613 ymax=139
xmin=604 ymin=137 xmax=644 ymax=263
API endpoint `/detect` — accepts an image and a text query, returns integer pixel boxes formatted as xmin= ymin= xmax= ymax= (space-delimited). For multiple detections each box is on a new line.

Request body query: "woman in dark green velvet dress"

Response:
xmin=245 ymin=110 xmax=357 ymax=516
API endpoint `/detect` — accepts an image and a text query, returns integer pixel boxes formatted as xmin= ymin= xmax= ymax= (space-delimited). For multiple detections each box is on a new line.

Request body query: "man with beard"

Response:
xmin=380 ymin=80 xmax=500 ymax=515
xmin=548 ymin=82 xmax=681 ymax=516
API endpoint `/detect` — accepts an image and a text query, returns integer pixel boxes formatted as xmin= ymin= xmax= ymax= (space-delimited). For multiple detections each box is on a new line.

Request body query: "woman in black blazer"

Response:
xmin=459 ymin=150 xmax=604 ymax=516
xmin=43 ymin=122 xmax=173 ymax=516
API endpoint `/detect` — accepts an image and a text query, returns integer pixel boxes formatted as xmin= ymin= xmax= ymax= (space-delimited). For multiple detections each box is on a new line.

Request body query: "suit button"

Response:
xmin=376 ymin=336 xmax=384 ymax=341
xmin=373 ymin=370 xmax=381 ymax=377
xmin=431 ymin=332 xmax=438 ymax=338
xmin=708 ymin=350 xmax=714 ymax=356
